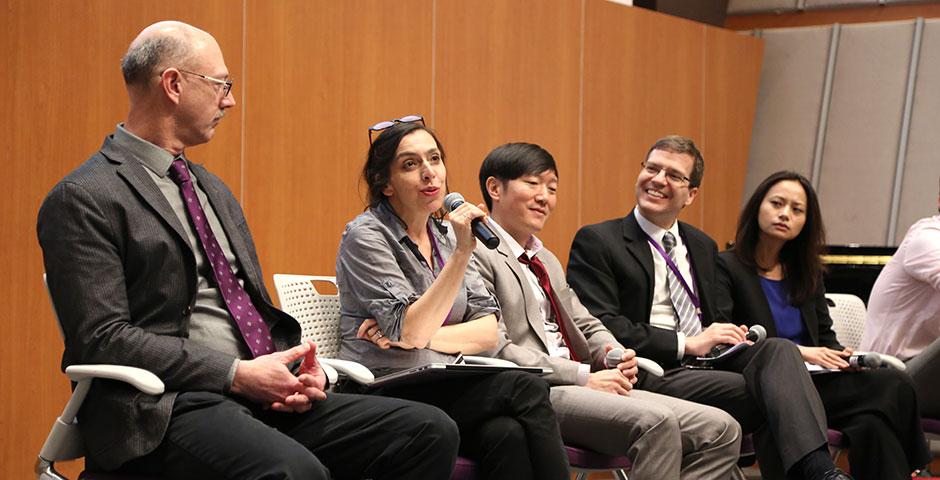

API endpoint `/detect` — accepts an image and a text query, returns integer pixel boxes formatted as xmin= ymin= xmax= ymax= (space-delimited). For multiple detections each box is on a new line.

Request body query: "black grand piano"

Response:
xmin=822 ymin=245 xmax=897 ymax=305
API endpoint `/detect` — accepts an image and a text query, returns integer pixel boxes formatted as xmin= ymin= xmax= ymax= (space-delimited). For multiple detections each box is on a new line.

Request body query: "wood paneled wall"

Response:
xmin=1 ymin=1 xmax=761 ymax=477
xmin=580 ymin=2 xmax=763 ymax=246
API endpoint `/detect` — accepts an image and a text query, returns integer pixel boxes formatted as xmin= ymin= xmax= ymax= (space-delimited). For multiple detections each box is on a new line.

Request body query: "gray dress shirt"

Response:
xmin=113 ymin=125 xmax=248 ymax=380
xmin=336 ymin=201 xmax=499 ymax=373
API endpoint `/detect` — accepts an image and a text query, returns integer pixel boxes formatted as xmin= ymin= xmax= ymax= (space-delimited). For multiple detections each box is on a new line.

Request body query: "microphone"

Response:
xmin=443 ymin=192 xmax=500 ymax=249
xmin=708 ymin=324 xmax=767 ymax=358
xmin=848 ymin=352 xmax=884 ymax=369
xmin=606 ymin=348 xmax=665 ymax=377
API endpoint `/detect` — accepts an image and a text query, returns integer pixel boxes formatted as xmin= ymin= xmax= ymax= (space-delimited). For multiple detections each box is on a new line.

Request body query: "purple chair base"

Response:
xmin=78 ymin=474 xmax=164 ymax=480
xmin=451 ymin=447 xmax=632 ymax=479
xmin=738 ymin=434 xmax=757 ymax=467
xmin=451 ymin=456 xmax=479 ymax=480
xmin=922 ymin=417 xmax=940 ymax=434
xmin=828 ymin=428 xmax=846 ymax=448
xmin=565 ymin=445 xmax=632 ymax=470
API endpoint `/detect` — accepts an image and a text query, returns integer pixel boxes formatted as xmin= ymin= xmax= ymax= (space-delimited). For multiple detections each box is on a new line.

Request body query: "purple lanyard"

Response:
xmin=426 ymin=223 xmax=456 ymax=325
xmin=426 ymin=223 xmax=446 ymax=275
xmin=643 ymin=232 xmax=702 ymax=311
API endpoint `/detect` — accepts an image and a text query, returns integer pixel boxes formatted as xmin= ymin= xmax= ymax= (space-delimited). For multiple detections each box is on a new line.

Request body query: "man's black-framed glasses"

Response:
xmin=368 ymin=115 xmax=425 ymax=144
xmin=178 ymin=68 xmax=233 ymax=98
xmin=640 ymin=161 xmax=691 ymax=186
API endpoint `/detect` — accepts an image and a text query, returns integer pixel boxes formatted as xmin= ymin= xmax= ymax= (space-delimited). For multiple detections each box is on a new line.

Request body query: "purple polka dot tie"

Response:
xmin=169 ymin=158 xmax=275 ymax=357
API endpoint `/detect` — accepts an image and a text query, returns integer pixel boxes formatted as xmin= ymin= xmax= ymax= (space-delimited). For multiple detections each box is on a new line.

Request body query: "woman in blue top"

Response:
xmin=715 ymin=171 xmax=928 ymax=480
xmin=336 ymin=117 xmax=568 ymax=480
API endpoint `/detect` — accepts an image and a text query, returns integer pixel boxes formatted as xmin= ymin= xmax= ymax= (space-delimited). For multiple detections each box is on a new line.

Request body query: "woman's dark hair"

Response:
xmin=362 ymin=121 xmax=446 ymax=209
xmin=733 ymin=170 xmax=826 ymax=305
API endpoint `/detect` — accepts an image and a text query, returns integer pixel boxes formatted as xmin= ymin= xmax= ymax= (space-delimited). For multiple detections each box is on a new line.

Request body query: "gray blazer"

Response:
xmin=37 ymin=134 xmax=300 ymax=470
xmin=473 ymin=232 xmax=621 ymax=385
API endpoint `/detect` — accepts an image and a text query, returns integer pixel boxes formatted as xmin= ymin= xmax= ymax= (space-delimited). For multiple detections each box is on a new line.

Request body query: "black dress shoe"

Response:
xmin=821 ymin=468 xmax=853 ymax=480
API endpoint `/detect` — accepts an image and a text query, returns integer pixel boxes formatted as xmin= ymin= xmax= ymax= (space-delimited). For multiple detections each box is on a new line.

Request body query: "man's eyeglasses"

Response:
xmin=368 ymin=115 xmax=425 ymax=144
xmin=640 ymin=161 xmax=691 ymax=186
xmin=178 ymin=69 xmax=233 ymax=98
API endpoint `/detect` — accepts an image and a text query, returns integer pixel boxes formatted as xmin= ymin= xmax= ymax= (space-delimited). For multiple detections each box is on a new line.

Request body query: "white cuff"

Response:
xmin=576 ymin=363 xmax=591 ymax=386
xmin=226 ymin=358 xmax=239 ymax=392
xmin=676 ymin=332 xmax=686 ymax=360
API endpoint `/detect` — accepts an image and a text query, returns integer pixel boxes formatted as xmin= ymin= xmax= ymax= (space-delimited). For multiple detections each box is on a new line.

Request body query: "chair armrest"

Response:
xmin=636 ymin=357 xmax=665 ymax=377
xmin=319 ymin=361 xmax=338 ymax=385
xmin=319 ymin=358 xmax=375 ymax=385
xmin=463 ymin=356 xmax=518 ymax=367
xmin=66 ymin=364 xmax=165 ymax=395
xmin=40 ymin=364 xmax=165 ymax=468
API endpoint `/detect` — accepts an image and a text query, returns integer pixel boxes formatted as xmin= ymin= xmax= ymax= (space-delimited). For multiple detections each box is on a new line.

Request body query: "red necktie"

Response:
xmin=168 ymin=158 xmax=275 ymax=357
xmin=518 ymin=254 xmax=580 ymax=362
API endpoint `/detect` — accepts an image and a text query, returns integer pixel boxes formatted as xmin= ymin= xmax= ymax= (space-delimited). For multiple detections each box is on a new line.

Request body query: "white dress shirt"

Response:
xmin=634 ymin=207 xmax=699 ymax=359
xmin=861 ymin=214 xmax=940 ymax=359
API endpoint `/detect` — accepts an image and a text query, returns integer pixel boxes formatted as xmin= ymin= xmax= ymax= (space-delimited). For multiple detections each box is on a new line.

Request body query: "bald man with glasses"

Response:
xmin=37 ymin=21 xmax=458 ymax=479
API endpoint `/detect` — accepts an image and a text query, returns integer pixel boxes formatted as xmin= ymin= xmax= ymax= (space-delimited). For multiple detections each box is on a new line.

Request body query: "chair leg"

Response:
xmin=35 ymin=458 xmax=69 ymax=480
xmin=573 ymin=472 xmax=587 ymax=480
xmin=613 ymin=469 xmax=629 ymax=480
xmin=830 ymin=447 xmax=843 ymax=464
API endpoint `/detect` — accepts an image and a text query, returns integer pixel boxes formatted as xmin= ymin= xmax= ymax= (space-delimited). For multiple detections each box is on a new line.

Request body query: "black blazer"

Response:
xmin=37 ymin=134 xmax=300 ymax=469
xmin=567 ymin=211 xmax=720 ymax=367
xmin=715 ymin=250 xmax=842 ymax=350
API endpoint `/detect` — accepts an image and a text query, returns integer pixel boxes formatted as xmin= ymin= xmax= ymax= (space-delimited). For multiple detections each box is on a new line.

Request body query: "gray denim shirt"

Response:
xmin=336 ymin=201 xmax=499 ymax=374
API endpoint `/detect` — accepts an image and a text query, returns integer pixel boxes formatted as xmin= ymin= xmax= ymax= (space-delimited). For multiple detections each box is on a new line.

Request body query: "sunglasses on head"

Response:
xmin=368 ymin=115 xmax=425 ymax=144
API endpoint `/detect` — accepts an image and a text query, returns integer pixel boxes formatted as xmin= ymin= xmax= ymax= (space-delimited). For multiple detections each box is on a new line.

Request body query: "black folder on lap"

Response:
xmin=367 ymin=363 xmax=550 ymax=389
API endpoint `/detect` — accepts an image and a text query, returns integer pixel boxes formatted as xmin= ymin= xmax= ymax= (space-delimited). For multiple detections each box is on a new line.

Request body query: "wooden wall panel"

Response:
xmin=701 ymin=27 xmax=764 ymax=247
xmin=581 ymin=2 xmax=706 ymax=232
xmin=0 ymin=1 xmax=242 ymax=477
xmin=3 ymin=1 xmax=760 ymax=477
xmin=243 ymin=0 xmax=434 ymax=284
xmin=434 ymin=0 xmax=582 ymax=263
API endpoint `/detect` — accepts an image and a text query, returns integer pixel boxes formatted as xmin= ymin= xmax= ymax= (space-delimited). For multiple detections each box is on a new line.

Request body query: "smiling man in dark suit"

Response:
xmin=566 ymin=135 xmax=851 ymax=480
xmin=37 ymin=20 xmax=457 ymax=480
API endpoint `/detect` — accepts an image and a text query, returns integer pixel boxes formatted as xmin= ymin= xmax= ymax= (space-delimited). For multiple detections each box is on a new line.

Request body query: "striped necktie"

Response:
xmin=661 ymin=232 xmax=701 ymax=337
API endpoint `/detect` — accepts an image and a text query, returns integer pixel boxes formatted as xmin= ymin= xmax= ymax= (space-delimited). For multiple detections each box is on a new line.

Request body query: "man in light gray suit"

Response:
xmin=37 ymin=21 xmax=457 ymax=479
xmin=473 ymin=143 xmax=743 ymax=480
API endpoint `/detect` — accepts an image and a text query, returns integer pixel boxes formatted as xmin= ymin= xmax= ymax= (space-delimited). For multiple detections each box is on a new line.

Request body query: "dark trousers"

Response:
xmin=115 ymin=391 xmax=459 ymax=480
xmin=814 ymin=368 xmax=930 ymax=480
xmin=907 ymin=336 xmax=940 ymax=417
xmin=638 ymin=337 xmax=828 ymax=480
xmin=365 ymin=370 xmax=570 ymax=480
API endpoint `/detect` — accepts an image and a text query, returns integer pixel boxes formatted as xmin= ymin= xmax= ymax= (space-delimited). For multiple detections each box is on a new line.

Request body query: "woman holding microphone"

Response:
xmin=336 ymin=116 xmax=568 ymax=480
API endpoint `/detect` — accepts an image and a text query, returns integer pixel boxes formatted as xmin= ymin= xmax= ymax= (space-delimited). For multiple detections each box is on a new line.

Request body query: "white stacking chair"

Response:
xmin=272 ymin=273 xmax=515 ymax=384
xmin=38 ymin=275 xmax=166 ymax=480
xmin=825 ymin=293 xmax=867 ymax=350
xmin=272 ymin=274 xmax=373 ymax=385
xmin=825 ymin=294 xmax=940 ymax=461
xmin=822 ymin=292 xmax=867 ymax=462
xmin=272 ymin=274 xmax=632 ymax=479
xmin=825 ymin=293 xmax=906 ymax=370
xmin=822 ymin=292 xmax=921 ymax=464
xmin=272 ymin=274 xmax=343 ymax=357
